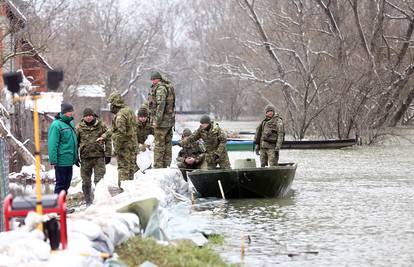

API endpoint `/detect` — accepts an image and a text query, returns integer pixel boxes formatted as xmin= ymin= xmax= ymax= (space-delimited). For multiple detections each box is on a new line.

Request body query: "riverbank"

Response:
xmin=116 ymin=236 xmax=234 ymax=267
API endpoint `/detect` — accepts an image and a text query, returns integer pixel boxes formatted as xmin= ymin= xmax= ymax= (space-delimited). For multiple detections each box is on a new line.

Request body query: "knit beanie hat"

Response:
xmin=61 ymin=102 xmax=74 ymax=113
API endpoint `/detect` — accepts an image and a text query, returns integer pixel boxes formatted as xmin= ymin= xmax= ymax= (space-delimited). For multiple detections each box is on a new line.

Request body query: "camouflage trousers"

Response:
xmin=205 ymin=150 xmax=231 ymax=169
xmin=153 ymin=127 xmax=173 ymax=168
xmin=259 ymin=148 xmax=279 ymax=167
xmin=116 ymin=149 xmax=138 ymax=187
xmin=80 ymin=157 xmax=106 ymax=203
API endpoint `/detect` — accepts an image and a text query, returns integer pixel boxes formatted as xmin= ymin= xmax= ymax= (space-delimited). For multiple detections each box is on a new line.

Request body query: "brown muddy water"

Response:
xmin=193 ymin=137 xmax=414 ymax=266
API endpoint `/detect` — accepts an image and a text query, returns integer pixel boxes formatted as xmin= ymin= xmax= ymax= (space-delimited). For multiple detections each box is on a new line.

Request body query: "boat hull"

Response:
xmin=226 ymin=138 xmax=357 ymax=151
xmin=187 ymin=163 xmax=297 ymax=198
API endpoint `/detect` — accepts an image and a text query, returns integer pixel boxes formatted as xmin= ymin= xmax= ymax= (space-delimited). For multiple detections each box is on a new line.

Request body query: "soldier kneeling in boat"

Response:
xmin=254 ymin=105 xmax=284 ymax=167
xmin=177 ymin=128 xmax=206 ymax=169
xmin=180 ymin=115 xmax=231 ymax=169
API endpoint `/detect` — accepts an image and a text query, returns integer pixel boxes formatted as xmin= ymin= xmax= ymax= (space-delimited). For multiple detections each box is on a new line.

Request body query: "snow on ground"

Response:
xmin=1 ymin=141 xmax=211 ymax=266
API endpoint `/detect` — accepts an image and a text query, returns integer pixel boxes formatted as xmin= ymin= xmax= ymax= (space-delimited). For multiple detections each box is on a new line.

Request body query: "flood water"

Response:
xmin=192 ymin=138 xmax=414 ymax=266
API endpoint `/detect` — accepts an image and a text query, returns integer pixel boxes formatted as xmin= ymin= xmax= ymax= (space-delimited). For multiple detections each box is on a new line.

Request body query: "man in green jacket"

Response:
xmin=76 ymin=108 xmax=111 ymax=205
xmin=148 ymin=71 xmax=175 ymax=168
xmin=181 ymin=115 xmax=230 ymax=169
xmin=48 ymin=102 xmax=78 ymax=195
xmin=254 ymin=105 xmax=284 ymax=167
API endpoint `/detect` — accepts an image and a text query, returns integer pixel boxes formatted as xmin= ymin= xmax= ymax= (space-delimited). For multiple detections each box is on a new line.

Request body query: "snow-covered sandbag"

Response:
xmin=136 ymin=149 xmax=152 ymax=173
xmin=0 ymin=231 xmax=50 ymax=263
xmin=46 ymin=249 xmax=104 ymax=267
xmin=144 ymin=134 xmax=154 ymax=149
xmin=94 ymin=179 xmax=115 ymax=205
xmin=67 ymin=219 xmax=103 ymax=241
xmin=94 ymin=216 xmax=131 ymax=247
xmin=103 ymin=164 xmax=118 ymax=187
xmin=67 ymin=231 xmax=96 ymax=253
xmin=171 ymin=145 xmax=182 ymax=166
xmin=0 ymin=254 xmax=18 ymax=267
xmin=113 ymin=212 xmax=140 ymax=234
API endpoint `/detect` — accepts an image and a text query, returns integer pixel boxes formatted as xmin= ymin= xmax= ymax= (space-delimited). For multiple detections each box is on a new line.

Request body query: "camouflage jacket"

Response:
xmin=177 ymin=140 xmax=205 ymax=165
xmin=148 ymin=80 xmax=175 ymax=128
xmin=254 ymin=114 xmax=284 ymax=150
xmin=137 ymin=120 xmax=154 ymax=144
xmin=76 ymin=117 xmax=111 ymax=159
xmin=185 ymin=122 xmax=227 ymax=155
xmin=105 ymin=104 xmax=138 ymax=154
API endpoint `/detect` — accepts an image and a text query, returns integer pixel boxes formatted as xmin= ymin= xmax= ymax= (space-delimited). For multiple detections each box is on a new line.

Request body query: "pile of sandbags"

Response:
xmin=0 ymin=208 xmax=140 ymax=266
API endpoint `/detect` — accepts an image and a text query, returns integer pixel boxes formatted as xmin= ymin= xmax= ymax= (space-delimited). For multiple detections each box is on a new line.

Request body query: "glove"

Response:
xmin=255 ymin=145 xmax=260 ymax=155
xmin=105 ymin=157 xmax=111 ymax=165
xmin=75 ymin=159 xmax=81 ymax=167
xmin=212 ymin=153 xmax=220 ymax=164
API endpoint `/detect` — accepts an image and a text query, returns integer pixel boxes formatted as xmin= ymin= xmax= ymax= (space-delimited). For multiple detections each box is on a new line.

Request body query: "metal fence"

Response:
xmin=0 ymin=138 xmax=9 ymax=231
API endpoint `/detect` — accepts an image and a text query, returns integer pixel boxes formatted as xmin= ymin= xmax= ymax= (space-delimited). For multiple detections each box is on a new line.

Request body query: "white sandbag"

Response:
xmin=136 ymin=149 xmax=152 ymax=173
xmin=67 ymin=231 xmax=96 ymax=253
xmin=114 ymin=213 xmax=141 ymax=234
xmin=103 ymin=164 xmax=118 ymax=187
xmin=171 ymin=145 xmax=182 ymax=166
xmin=67 ymin=219 xmax=103 ymax=241
xmin=94 ymin=179 xmax=115 ymax=205
xmin=0 ymin=254 xmax=18 ymax=267
xmin=94 ymin=216 xmax=131 ymax=247
xmin=0 ymin=232 xmax=50 ymax=263
xmin=46 ymin=249 xmax=104 ymax=267
xmin=144 ymin=134 xmax=154 ymax=148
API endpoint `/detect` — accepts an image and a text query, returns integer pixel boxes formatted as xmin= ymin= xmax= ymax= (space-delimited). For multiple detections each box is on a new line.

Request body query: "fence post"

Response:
xmin=0 ymin=138 xmax=9 ymax=231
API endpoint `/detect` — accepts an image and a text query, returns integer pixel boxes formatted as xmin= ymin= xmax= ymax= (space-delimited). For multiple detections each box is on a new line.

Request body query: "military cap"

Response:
xmin=182 ymin=128 xmax=192 ymax=137
xmin=150 ymin=71 xmax=162 ymax=80
xmin=83 ymin=108 xmax=94 ymax=117
xmin=265 ymin=105 xmax=275 ymax=113
xmin=107 ymin=92 xmax=124 ymax=106
xmin=137 ymin=107 xmax=149 ymax=117
xmin=200 ymin=115 xmax=211 ymax=124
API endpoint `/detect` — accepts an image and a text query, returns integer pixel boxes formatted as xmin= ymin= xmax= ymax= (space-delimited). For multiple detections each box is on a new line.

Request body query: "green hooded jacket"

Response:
xmin=48 ymin=113 xmax=78 ymax=166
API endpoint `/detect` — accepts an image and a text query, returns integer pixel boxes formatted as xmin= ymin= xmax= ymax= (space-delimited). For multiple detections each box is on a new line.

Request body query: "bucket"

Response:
xmin=234 ymin=158 xmax=257 ymax=169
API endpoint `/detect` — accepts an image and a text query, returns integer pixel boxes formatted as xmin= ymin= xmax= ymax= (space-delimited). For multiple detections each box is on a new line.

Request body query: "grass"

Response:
xmin=115 ymin=236 xmax=236 ymax=267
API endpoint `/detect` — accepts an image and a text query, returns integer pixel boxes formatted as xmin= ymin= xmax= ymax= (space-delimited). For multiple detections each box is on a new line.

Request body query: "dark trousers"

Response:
xmin=54 ymin=166 xmax=73 ymax=194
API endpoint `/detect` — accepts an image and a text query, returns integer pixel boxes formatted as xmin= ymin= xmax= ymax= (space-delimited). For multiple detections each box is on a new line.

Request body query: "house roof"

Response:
xmin=70 ymin=85 xmax=106 ymax=98
xmin=24 ymin=92 xmax=63 ymax=113
xmin=4 ymin=0 xmax=27 ymax=27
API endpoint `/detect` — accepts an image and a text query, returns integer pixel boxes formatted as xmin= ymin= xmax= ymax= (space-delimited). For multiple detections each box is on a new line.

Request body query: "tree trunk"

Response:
xmin=0 ymin=119 xmax=35 ymax=166
xmin=389 ymin=88 xmax=414 ymax=127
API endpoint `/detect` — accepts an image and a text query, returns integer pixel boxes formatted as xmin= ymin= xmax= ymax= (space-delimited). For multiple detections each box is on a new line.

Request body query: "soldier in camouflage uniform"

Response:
xmin=181 ymin=115 xmax=231 ymax=169
xmin=148 ymin=71 xmax=175 ymax=168
xmin=136 ymin=106 xmax=154 ymax=151
xmin=101 ymin=92 xmax=138 ymax=187
xmin=177 ymin=128 xmax=206 ymax=169
xmin=254 ymin=105 xmax=284 ymax=167
xmin=76 ymin=108 xmax=111 ymax=205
